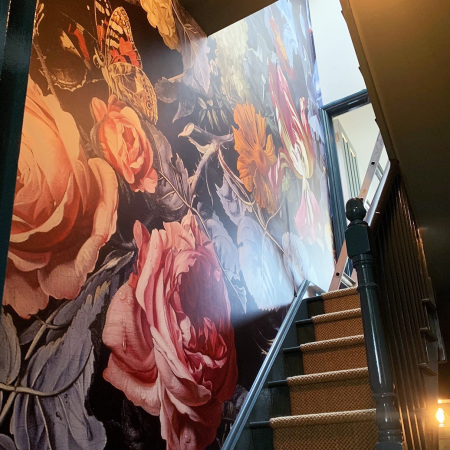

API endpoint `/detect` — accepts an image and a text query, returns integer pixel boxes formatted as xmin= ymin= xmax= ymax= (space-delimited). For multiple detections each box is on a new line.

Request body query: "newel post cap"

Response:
xmin=346 ymin=197 xmax=366 ymax=222
xmin=345 ymin=198 xmax=375 ymax=258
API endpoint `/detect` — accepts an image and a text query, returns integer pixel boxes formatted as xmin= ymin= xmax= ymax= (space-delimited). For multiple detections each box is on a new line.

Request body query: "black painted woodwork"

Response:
xmin=0 ymin=0 xmax=36 ymax=308
xmin=346 ymin=197 xmax=404 ymax=449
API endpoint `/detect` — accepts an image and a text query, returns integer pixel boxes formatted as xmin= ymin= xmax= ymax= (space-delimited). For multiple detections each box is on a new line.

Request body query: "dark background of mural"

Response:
xmin=0 ymin=0 xmax=335 ymax=449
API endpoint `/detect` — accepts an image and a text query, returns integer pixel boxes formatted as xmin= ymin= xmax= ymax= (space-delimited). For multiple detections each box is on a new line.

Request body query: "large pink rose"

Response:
xmin=4 ymin=79 xmax=118 ymax=318
xmin=91 ymin=95 xmax=158 ymax=193
xmin=103 ymin=212 xmax=238 ymax=450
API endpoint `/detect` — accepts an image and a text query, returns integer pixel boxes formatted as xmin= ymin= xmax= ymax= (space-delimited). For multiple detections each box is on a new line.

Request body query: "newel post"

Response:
xmin=345 ymin=198 xmax=403 ymax=449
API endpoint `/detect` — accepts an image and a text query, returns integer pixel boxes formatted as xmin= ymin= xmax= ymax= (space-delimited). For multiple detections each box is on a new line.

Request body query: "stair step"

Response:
xmin=301 ymin=335 xmax=367 ymax=374
xmin=321 ymin=287 xmax=360 ymax=314
xmin=287 ymin=367 xmax=374 ymax=415
xmin=295 ymin=318 xmax=315 ymax=345
xmin=270 ymin=409 xmax=377 ymax=450
xmin=306 ymin=296 xmax=325 ymax=318
xmin=312 ymin=308 xmax=363 ymax=341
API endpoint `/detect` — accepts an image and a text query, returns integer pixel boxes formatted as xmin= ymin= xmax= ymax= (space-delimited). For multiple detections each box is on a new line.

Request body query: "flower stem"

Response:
xmin=0 ymin=391 xmax=16 ymax=428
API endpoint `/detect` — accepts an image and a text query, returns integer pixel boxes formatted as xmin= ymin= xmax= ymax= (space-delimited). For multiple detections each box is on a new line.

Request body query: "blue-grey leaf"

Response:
xmin=204 ymin=214 xmax=247 ymax=312
xmin=147 ymin=123 xmax=189 ymax=221
xmin=0 ymin=434 xmax=16 ymax=450
xmin=282 ymin=232 xmax=319 ymax=289
xmin=13 ymin=282 xmax=109 ymax=450
xmin=0 ymin=312 xmax=20 ymax=388
xmin=216 ymin=176 xmax=247 ymax=226
xmin=237 ymin=217 xmax=293 ymax=310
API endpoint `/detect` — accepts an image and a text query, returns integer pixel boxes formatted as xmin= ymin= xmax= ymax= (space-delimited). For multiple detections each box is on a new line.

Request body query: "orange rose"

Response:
xmin=92 ymin=96 xmax=158 ymax=194
xmin=4 ymin=79 xmax=118 ymax=318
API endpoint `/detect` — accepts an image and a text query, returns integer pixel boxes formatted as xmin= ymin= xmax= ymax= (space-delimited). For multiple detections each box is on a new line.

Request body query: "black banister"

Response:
xmin=345 ymin=197 xmax=404 ymax=449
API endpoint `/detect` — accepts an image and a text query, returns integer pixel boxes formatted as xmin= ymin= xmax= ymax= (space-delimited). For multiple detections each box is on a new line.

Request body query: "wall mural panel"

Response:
xmin=0 ymin=0 xmax=335 ymax=448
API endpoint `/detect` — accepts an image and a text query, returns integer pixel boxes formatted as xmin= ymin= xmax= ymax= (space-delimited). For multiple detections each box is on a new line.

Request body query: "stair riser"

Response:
xmin=314 ymin=316 xmax=363 ymax=341
xmin=323 ymin=294 xmax=360 ymax=313
xmin=303 ymin=344 xmax=367 ymax=374
xmin=273 ymin=421 xmax=378 ymax=450
xmin=289 ymin=378 xmax=375 ymax=415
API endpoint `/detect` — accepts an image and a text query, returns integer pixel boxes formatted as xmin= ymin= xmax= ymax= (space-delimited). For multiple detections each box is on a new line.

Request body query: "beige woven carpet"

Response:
xmin=313 ymin=308 xmax=363 ymax=341
xmin=322 ymin=287 xmax=360 ymax=313
xmin=271 ymin=288 xmax=378 ymax=450
xmin=288 ymin=368 xmax=374 ymax=415
xmin=301 ymin=335 xmax=367 ymax=374
xmin=271 ymin=410 xmax=377 ymax=450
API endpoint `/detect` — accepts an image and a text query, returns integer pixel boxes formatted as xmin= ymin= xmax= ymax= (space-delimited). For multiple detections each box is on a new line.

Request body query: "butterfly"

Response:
xmin=93 ymin=0 xmax=158 ymax=123
xmin=33 ymin=1 xmax=103 ymax=92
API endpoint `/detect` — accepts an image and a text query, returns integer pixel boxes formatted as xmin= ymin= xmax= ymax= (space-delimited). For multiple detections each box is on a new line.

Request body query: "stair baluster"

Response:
xmin=345 ymin=197 xmax=404 ymax=449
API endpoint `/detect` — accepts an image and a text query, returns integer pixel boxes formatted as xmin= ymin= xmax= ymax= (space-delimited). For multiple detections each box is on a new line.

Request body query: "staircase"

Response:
xmin=250 ymin=287 xmax=379 ymax=450
xmin=229 ymin=181 xmax=443 ymax=450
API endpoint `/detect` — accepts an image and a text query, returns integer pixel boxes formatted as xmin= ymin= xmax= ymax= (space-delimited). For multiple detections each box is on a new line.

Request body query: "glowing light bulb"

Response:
xmin=437 ymin=408 xmax=445 ymax=424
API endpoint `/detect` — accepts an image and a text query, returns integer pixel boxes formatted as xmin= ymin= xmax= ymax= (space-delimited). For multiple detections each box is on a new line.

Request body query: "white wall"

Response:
xmin=309 ymin=0 xmax=366 ymax=104
xmin=336 ymin=104 xmax=381 ymax=182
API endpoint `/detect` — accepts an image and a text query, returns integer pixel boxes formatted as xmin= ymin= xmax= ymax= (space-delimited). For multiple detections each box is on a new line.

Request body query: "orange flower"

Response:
xmin=232 ymin=104 xmax=277 ymax=213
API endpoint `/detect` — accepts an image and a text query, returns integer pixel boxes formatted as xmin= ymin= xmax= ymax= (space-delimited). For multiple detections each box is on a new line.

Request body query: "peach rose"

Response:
xmin=103 ymin=213 xmax=237 ymax=450
xmin=4 ymin=79 xmax=118 ymax=318
xmin=91 ymin=96 xmax=158 ymax=194
xmin=140 ymin=0 xmax=179 ymax=51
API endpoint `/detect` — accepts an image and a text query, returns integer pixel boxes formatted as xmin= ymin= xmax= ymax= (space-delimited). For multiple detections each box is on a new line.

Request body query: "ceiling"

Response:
xmin=178 ymin=0 xmax=275 ymax=35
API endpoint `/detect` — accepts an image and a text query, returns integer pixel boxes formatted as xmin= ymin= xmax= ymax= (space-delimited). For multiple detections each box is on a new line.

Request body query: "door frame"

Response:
xmin=320 ymin=88 xmax=370 ymax=258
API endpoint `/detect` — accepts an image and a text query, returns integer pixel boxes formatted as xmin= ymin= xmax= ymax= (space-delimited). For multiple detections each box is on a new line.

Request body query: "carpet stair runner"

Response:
xmin=251 ymin=287 xmax=378 ymax=450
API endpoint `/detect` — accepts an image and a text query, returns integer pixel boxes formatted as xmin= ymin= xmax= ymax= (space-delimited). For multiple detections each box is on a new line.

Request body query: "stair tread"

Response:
xmin=301 ymin=334 xmax=365 ymax=352
xmin=270 ymin=409 xmax=376 ymax=428
xmin=287 ymin=367 xmax=369 ymax=386
xmin=312 ymin=308 xmax=361 ymax=324
xmin=322 ymin=287 xmax=358 ymax=301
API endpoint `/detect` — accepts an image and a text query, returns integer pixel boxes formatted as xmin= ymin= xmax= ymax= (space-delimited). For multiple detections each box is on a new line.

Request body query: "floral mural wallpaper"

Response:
xmin=0 ymin=0 xmax=335 ymax=448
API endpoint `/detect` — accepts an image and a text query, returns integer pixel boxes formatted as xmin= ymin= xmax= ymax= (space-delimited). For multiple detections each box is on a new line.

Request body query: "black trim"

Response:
xmin=283 ymin=346 xmax=302 ymax=354
xmin=320 ymin=89 xmax=370 ymax=259
xmin=249 ymin=421 xmax=271 ymax=429
xmin=0 ymin=0 xmax=11 ymax=73
xmin=420 ymin=327 xmax=438 ymax=343
xmin=0 ymin=0 xmax=37 ymax=308
xmin=295 ymin=318 xmax=313 ymax=326
xmin=267 ymin=380 xmax=288 ymax=388
xmin=418 ymin=363 xmax=438 ymax=377
xmin=322 ymin=89 xmax=369 ymax=116
xmin=222 ymin=281 xmax=309 ymax=450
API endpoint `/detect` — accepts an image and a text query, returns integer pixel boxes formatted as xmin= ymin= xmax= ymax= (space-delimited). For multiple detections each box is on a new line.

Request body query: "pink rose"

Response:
xmin=91 ymin=95 xmax=158 ymax=193
xmin=4 ymin=79 xmax=118 ymax=318
xmin=103 ymin=212 xmax=238 ymax=450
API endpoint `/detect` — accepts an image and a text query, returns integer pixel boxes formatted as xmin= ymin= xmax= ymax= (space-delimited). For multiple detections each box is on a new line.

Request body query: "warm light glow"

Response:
xmin=437 ymin=408 xmax=445 ymax=424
